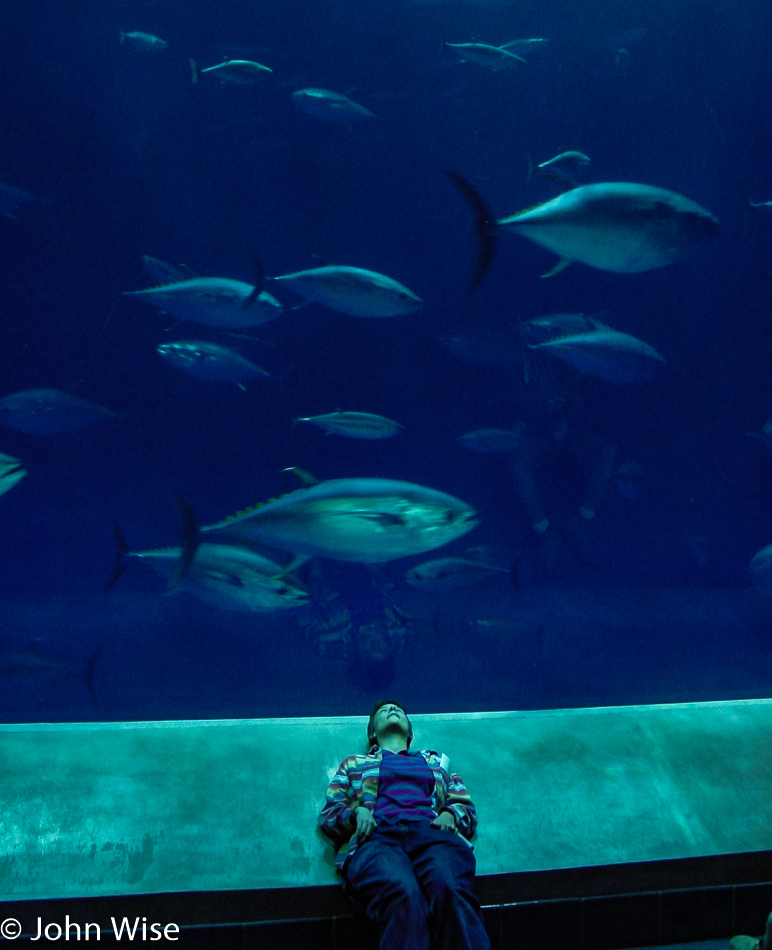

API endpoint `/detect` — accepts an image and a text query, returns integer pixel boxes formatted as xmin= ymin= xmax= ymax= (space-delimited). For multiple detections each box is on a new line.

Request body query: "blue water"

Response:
xmin=1 ymin=0 xmax=770 ymax=722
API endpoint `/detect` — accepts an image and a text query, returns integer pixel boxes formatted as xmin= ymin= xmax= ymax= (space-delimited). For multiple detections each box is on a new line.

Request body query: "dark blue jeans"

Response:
xmin=342 ymin=820 xmax=490 ymax=950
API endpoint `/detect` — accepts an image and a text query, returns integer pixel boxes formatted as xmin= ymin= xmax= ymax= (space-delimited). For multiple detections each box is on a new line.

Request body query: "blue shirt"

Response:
xmin=373 ymin=749 xmax=436 ymax=824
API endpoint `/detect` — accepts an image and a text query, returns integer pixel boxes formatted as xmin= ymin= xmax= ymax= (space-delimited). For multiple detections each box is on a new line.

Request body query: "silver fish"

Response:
xmin=406 ymin=556 xmax=510 ymax=590
xmin=190 ymin=58 xmax=272 ymax=85
xmin=521 ymin=312 xmax=596 ymax=345
xmin=157 ymin=340 xmax=270 ymax=387
xmin=0 ymin=452 xmax=27 ymax=498
xmin=202 ymin=478 xmax=478 ymax=562
xmin=119 ymin=31 xmax=168 ymax=52
xmin=0 ymin=389 xmax=122 ymax=435
xmin=444 ymin=40 xmax=526 ymax=70
xmin=124 ymin=276 xmax=283 ymax=329
xmin=528 ymin=320 xmax=667 ymax=383
xmin=296 ymin=410 xmax=404 ymax=439
xmin=531 ymin=151 xmax=591 ymax=186
xmin=115 ymin=535 xmax=308 ymax=612
xmin=271 ymin=265 xmax=421 ymax=317
xmin=748 ymin=198 xmax=772 ymax=212
xmin=500 ymin=38 xmax=550 ymax=57
xmin=458 ymin=425 xmax=525 ymax=453
xmin=292 ymin=88 xmax=377 ymax=123
xmin=447 ymin=173 xmax=719 ymax=284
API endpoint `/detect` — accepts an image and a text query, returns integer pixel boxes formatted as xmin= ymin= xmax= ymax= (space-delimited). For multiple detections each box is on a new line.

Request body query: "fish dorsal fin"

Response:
xmin=282 ymin=466 xmax=319 ymax=486
xmin=221 ymin=480 xmax=307 ymax=524
xmin=509 ymin=201 xmax=545 ymax=218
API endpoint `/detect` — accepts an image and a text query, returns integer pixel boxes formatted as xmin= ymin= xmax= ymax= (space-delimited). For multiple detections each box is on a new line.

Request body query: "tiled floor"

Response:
xmin=627 ymin=941 xmax=728 ymax=950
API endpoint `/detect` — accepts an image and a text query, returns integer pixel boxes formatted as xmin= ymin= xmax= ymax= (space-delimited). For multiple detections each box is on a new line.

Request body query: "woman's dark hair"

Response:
xmin=367 ymin=699 xmax=413 ymax=748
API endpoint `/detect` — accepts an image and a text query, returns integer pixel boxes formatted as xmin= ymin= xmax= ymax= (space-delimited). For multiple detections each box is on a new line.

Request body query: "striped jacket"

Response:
xmin=318 ymin=747 xmax=478 ymax=871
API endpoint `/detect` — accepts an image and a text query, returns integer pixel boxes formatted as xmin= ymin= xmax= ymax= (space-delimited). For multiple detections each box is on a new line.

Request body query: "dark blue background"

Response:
xmin=1 ymin=0 xmax=770 ymax=721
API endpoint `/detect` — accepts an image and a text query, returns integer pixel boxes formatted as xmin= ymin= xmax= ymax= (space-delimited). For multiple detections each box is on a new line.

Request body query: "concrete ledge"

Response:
xmin=1 ymin=701 xmax=770 ymax=909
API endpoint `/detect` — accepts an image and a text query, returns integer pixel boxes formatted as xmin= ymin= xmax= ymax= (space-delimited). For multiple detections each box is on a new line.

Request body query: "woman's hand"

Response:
xmin=354 ymin=807 xmax=377 ymax=841
xmin=431 ymin=811 xmax=458 ymax=833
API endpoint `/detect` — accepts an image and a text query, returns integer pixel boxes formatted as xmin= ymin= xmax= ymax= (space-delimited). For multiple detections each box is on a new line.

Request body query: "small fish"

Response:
xmin=406 ymin=556 xmax=511 ymax=590
xmin=0 ymin=452 xmax=27 ymax=498
xmin=157 ymin=341 xmax=270 ymax=388
xmin=530 ymin=150 xmax=591 ymax=186
xmin=528 ymin=319 xmax=667 ymax=383
xmin=748 ymin=198 xmax=772 ymax=212
xmin=292 ymin=88 xmax=378 ymax=124
xmin=0 ymin=389 xmax=122 ymax=435
xmin=521 ymin=312 xmax=596 ymax=345
xmin=190 ymin=58 xmax=272 ymax=85
xmin=124 ymin=276 xmax=283 ymax=329
xmin=200 ymin=478 xmax=478 ymax=562
xmin=119 ymin=30 xmax=168 ymax=52
xmin=447 ymin=172 xmax=719 ymax=285
xmin=444 ymin=40 xmax=527 ymax=70
xmin=269 ymin=265 xmax=421 ymax=317
xmin=458 ymin=425 xmax=525 ymax=453
xmin=0 ymin=179 xmax=42 ymax=219
xmin=468 ymin=617 xmax=523 ymax=631
xmin=500 ymin=38 xmax=550 ymax=57
xmin=296 ymin=410 xmax=404 ymax=439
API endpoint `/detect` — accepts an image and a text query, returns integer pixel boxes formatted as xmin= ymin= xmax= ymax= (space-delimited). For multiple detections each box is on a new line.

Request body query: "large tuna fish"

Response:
xmin=201 ymin=478 xmax=477 ymax=562
xmin=447 ymin=172 xmax=718 ymax=284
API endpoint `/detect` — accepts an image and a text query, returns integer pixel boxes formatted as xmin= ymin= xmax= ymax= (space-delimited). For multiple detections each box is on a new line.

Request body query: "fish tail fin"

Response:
xmin=84 ymin=642 xmax=104 ymax=705
xmin=170 ymin=492 xmax=200 ymax=587
xmin=102 ymin=521 xmax=130 ymax=592
xmin=189 ymin=58 xmax=199 ymax=85
xmin=445 ymin=170 xmax=498 ymax=290
xmin=242 ymin=256 xmax=266 ymax=309
xmin=540 ymin=257 xmax=572 ymax=279
xmin=119 ymin=30 xmax=126 ymax=45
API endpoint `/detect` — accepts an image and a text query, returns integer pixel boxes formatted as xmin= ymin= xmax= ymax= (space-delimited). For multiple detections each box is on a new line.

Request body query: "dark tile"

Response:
xmin=581 ymin=892 xmax=660 ymax=950
xmin=243 ymin=918 xmax=333 ymax=950
xmin=482 ymin=905 xmax=502 ymax=950
xmin=734 ymin=882 xmax=772 ymax=937
xmin=56 ymin=928 xmax=243 ymax=949
xmin=500 ymin=899 xmax=583 ymax=950
xmin=174 ymin=925 xmax=245 ymax=948
xmin=660 ymin=887 xmax=735 ymax=944
xmin=332 ymin=912 xmax=378 ymax=950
